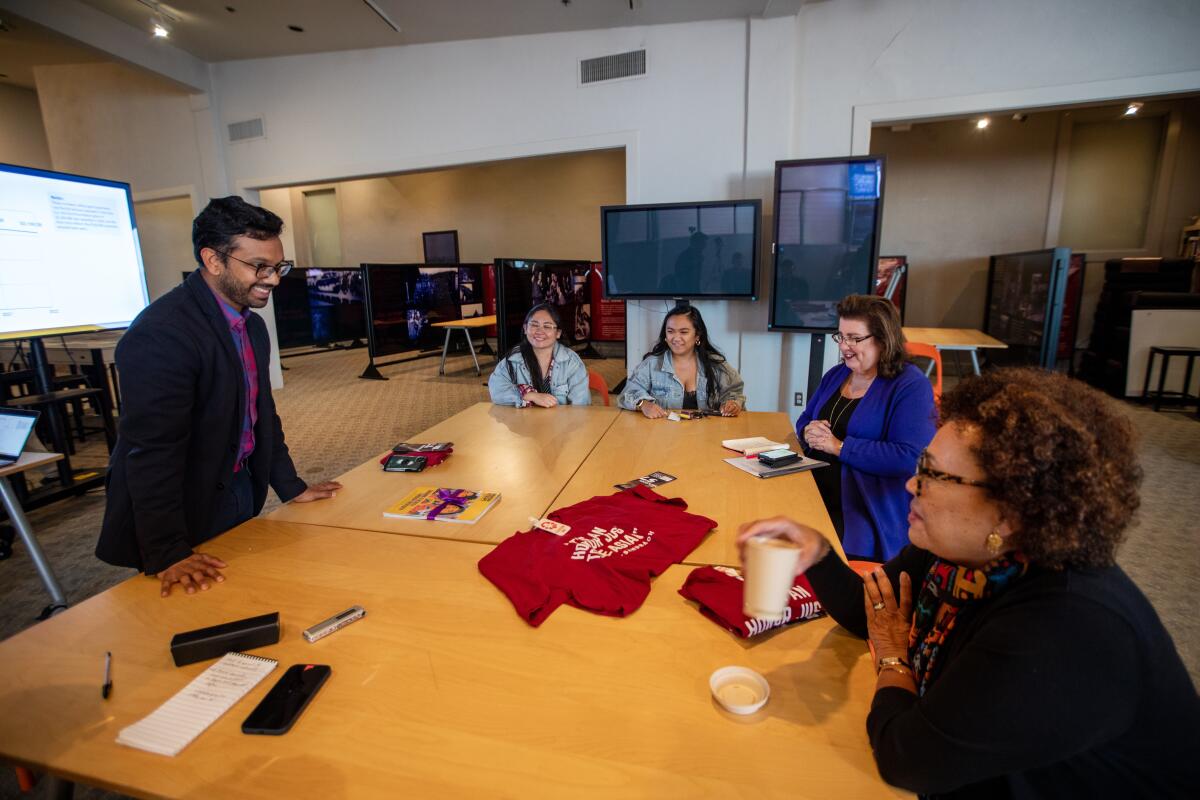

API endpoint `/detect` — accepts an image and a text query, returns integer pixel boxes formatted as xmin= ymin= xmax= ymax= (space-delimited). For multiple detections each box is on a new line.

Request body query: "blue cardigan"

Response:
xmin=795 ymin=362 xmax=936 ymax=561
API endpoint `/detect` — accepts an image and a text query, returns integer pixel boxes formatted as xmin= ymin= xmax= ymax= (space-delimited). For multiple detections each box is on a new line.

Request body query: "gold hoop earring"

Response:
xmin=985 ymin=528 xmax=1004 ymax=556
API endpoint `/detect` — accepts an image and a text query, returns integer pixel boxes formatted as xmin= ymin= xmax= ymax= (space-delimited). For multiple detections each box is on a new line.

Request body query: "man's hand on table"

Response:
xmin=291 ymin=480 xmax=343 ymax=502
xmin=157 ymin=553 xmax=227 ymax=597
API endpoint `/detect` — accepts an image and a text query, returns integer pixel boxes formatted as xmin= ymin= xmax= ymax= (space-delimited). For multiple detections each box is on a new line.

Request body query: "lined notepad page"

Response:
xmin=116 ymin=652 xmax=277 ymax=756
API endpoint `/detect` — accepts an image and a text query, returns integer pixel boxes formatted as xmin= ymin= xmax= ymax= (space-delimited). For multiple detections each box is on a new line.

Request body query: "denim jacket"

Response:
xmin=619 ymin=350 xmax=746 ymax=412
xmin=488 ymin=343 xmax=592 ymax=407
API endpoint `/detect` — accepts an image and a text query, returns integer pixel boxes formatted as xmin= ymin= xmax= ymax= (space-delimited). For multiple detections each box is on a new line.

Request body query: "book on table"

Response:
xmin=384 ymin=486 xmax=500 ymax=523
xmin=721 ymin=436 xmax=789 ymax=456
xmin=723 ymin=454 xmax=826 ymax=479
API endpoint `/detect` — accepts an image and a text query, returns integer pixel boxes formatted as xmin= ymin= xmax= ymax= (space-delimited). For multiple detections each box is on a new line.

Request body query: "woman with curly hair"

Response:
xmin=738 ymin=368 xmax=1199 ymax=798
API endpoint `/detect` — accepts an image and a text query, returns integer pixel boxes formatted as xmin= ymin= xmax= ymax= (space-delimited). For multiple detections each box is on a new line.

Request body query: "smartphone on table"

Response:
xmin=242 ymin=664 xmax=331 ymax=735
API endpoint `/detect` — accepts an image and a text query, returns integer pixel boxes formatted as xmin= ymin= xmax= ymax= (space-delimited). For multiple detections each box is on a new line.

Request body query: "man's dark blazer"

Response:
xmin=97 ymin=269 xmax=307 ymax=574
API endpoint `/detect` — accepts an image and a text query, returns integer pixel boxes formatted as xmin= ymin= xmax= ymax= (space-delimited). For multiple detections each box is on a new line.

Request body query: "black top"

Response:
xmin=97 ymin=270 xmax=308 ymax=575
xmin=682 ymin=390 xmax=698 ymax=410
xmin=810 ymin=390 xmax=861 ymax=539
xmin=805 ymin=546 xmax=1200 ymax=799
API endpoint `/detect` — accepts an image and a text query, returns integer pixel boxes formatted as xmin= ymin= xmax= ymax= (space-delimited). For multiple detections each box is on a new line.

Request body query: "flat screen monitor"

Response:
xmin=983 ymin=248 xmax=1071 ymax=369
xmin=494 ymin=259 xmax=593 ymax=354
xmin=423 ymin=230 xmax=459 ymax=264
xmin=769 ymin=156 xmax=885 ymax=332
xmin=273 ymin=269 xmax=315 ymax=349
xmin=0 ymin=163 xmax=149 ymax=338
xmin=361 ymin=263 xmax=485 ymax=359
xmin=600 ymin=200 xmax=760 ymax=299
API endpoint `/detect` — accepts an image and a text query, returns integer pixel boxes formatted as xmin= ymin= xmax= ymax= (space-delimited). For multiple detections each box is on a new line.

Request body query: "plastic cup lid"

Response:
xmin=709 ymin=666 xmax=770 ymax=715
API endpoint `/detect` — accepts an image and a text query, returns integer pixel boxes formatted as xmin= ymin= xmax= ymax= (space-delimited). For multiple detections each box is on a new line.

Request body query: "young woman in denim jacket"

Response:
xmin=488 ymin=304 xmax=591 ymax=407
xmin=619 ymin=305 xmax=746 ymax=418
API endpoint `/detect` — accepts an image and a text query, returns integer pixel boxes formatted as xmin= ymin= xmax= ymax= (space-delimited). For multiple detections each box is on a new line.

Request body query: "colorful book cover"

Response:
xmin=383 ymin=486 xmax=500 ymax=524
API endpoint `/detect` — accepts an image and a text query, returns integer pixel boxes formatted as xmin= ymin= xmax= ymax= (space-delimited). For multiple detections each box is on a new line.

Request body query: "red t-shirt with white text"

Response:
xmin=479 ymin=485 xmax=716 ymax=626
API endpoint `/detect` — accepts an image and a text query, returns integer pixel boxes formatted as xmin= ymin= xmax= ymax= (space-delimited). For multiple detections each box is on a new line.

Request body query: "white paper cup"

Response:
xmin=709 ymin=666 xmax=770 ymax=715
xmin=742 ymin=534 xmax=802 ymax=621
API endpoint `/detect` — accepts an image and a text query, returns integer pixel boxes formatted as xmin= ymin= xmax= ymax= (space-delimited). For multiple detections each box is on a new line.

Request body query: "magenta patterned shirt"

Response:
xmin=209 ymin=288 xmax=258 ymax=472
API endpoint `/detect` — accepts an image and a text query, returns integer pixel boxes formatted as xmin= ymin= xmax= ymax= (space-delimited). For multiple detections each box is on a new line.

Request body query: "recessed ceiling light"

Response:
xmin=975 ymin=118 xmax=990 ymax=129
xmin=1124 ymin=102 xmax=1143 ymax=116
xmin=153 ymin=23 xmax=169 ymax=38
xmin=287 ymin=24 xmax=304 ymax=32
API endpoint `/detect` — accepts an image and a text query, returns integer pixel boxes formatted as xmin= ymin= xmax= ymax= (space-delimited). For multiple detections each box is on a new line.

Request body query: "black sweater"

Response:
xmin=805 ymin=546 xmax=1200 ymax=798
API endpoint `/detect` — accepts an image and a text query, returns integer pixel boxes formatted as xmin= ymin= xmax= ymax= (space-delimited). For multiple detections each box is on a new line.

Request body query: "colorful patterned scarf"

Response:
xmin=908 ymin=553 xmax=1029 ymax=695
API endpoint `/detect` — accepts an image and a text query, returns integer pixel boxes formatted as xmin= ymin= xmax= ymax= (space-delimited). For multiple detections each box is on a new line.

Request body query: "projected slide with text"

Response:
xmin=0 ymin=165 xmax=149 ymax=336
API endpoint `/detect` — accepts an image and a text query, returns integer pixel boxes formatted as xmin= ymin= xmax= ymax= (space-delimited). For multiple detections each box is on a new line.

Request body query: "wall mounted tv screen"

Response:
xmin=600 ymin=199 xmax=760 ymax=299
xmin=361 ymin=263 xmax=485 ymax=358
xmin=0 ymin=162 xmax=149 ymax=338
xmin=494 ymin=259 xmax=593 ymax=354
xmin=983 ymin=248 xmax=1071 ymax=369
xmin=769 ymin=156 xmax=885 ymax=332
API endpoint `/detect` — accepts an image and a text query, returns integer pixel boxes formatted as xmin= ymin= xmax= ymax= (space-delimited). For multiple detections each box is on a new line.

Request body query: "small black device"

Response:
xmin=383 ymin=454 xmax=427 ymax=472
xmin=170 ymin=612 xmax=280 ymax=667
xmin=242 ymin=664 xmax=331 ymax=735
xmin=758 ymin=449 xmax=801 ymax=468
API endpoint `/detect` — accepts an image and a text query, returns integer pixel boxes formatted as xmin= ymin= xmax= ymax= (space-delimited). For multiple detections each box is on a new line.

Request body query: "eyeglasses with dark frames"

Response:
xmin=832 ymin=333 xmax=874 ymax=345
xmin=914 ymin=450 xmax=993 ymax=497
xmin=218 ymin=250 xmax=294 ymax=279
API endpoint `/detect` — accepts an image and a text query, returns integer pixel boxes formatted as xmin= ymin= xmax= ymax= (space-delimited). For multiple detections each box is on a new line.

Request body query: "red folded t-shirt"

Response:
xmin=479 ymin=484 xmax=716 ymax=627
xmin=679 ymin=565 xmax=824 ymax=638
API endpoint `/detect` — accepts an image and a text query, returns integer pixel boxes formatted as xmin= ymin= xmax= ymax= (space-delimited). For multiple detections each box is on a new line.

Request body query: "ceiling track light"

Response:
xmin=361 ymin=0 xmax=401 ymax=33
xmin=1124 ymin=102 xmax=1143 ymax=116
xmin=153 ymin=22 xmax=170 ymax=38
xmin=975 ymin=117 xmax=990 ymax=130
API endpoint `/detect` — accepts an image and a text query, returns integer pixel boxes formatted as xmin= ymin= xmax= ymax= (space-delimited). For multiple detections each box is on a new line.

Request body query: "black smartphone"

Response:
xmin=383 ymin=454 xmax=427 ymax=472
xmin=242 ymin=664 xmax=331 ymax=735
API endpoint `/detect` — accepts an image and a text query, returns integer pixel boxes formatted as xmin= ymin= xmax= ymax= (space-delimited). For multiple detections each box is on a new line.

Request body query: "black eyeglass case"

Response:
xmin=170 ymin=612 xmax=281 ymax=666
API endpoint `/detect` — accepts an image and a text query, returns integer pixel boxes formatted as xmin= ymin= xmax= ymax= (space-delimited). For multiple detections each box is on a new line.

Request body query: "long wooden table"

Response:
xmin=549 ymin=410 xmax=839 ymax=567
xmin=0 ymin=518 xmax=901 ymax=798
xmin=267 ymin=403 xmax=622 ymax=544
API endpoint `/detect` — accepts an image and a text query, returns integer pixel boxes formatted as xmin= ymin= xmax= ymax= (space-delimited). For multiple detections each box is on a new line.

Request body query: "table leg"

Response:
xmin=439 ymin=329 xmax=452 ymax=376
xmin=1142 ymin=350 xmax=1156 ymax=403
xmin=1155 ymin=353 xmax=1170 ymax=412
xmin=0 ymin=475 xmax=68 ymax=611
xmin=969 ymin=348 xmax=982 ymax=376
xmin=1183 ymin=356 xmax=1196 ymax=412
xmin=924 ymin=354 xmax=935 ymax=378
xmin=465 ymin=329 xmax=480 ymax=376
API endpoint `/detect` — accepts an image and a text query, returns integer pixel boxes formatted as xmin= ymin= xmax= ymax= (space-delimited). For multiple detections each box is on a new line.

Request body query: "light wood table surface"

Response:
xmin=0 ymin=517 xmax=902 ymax=799
xmin=432 ymin=315 xmax=497 ymax=376
xmin=267 ymin=402 xmax=620 ymax=544
xmin=0 ymin=450 xmax=63 ymax=479
xmin=431 ymin=314 xmax=497 ymax=330
xmin=548 ymin=410 xmax=841 ymax=568
xmin=902 ymin=327 xmax=1008 ymax=376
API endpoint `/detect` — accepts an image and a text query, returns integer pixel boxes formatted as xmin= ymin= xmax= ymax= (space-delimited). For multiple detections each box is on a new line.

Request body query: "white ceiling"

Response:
xmin=0 ymin=13 xmax=110 ymax=89
xmin=71 ymin=0 xmax=805 ymax=63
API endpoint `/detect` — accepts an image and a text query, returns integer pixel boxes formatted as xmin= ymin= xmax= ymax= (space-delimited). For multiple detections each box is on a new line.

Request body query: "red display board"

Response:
xmin=590 ymin=262 xmax=626 ymax=342
xmin=483 ymin=263 xmax=497 ymax=337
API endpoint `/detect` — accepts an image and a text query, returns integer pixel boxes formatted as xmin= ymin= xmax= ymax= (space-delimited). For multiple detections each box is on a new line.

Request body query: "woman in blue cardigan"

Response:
xmin=796 ymin=295 xmax=936 ymax=560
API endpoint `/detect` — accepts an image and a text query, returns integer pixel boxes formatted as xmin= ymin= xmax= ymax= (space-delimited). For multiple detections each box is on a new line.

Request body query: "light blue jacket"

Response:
xmin=488 ymin=343 xmax=591 ymax=407
xmin=619 ymin=350 xmax=747 ymax=412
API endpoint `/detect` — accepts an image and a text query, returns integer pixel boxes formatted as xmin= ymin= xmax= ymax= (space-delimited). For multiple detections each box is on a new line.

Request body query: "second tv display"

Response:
xmin=770 ymin=156 xmax=885 ymax=332
xmin=361 ymin=264 xmax=484 ymax=358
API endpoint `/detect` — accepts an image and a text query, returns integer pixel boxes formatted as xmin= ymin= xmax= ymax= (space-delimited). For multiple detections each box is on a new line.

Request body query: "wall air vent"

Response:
xmin=227 ymin=117 xmax=265 ymax=143
xmin=579 ymin=49 xmax=646 ymax=86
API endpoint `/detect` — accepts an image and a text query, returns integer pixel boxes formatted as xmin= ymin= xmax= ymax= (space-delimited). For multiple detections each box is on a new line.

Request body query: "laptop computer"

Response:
xmin=0 ymin=408 xmax=40 ymax=466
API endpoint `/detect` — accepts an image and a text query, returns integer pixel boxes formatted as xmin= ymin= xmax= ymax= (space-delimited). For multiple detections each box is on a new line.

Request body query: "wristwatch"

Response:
xmin=876 ymin=656 xmax=912 ymax=677
xmin=635 ymin=398 xmax=651 ymax=410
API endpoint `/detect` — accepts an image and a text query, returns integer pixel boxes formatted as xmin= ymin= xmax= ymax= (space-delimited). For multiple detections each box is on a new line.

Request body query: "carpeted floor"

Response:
xmin=1 ymin=345 xmax=1197 ymax=799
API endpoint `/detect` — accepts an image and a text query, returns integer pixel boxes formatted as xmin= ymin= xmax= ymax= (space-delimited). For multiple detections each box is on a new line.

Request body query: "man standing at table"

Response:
xmin=97 ymin=196 xmax=342 ymax=596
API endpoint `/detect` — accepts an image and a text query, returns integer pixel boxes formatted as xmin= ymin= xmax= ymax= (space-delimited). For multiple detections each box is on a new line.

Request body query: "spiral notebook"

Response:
xmin=116 ymin=652 xmax=277 ymax=756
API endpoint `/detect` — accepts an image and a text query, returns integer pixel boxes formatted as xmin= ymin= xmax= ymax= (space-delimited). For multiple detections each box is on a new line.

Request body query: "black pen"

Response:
xmin=102 ymin=651 xmax=112 ymax=700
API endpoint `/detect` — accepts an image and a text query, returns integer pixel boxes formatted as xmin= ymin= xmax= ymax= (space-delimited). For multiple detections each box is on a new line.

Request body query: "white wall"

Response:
xmin=209 ymin=2 xmax=1200 ymax=412
xmin=0 ymin=84 xmax=51 ymax=169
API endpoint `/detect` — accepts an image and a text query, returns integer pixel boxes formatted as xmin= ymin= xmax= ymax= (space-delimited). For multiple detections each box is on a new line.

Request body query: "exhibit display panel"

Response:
xmin=983 ymin=248 xmax=1071 ymax=369
xmin=494 ymin=259 xmax=595 ymax=355
xmin=362 ymin=263 xmax=486 ymax=358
